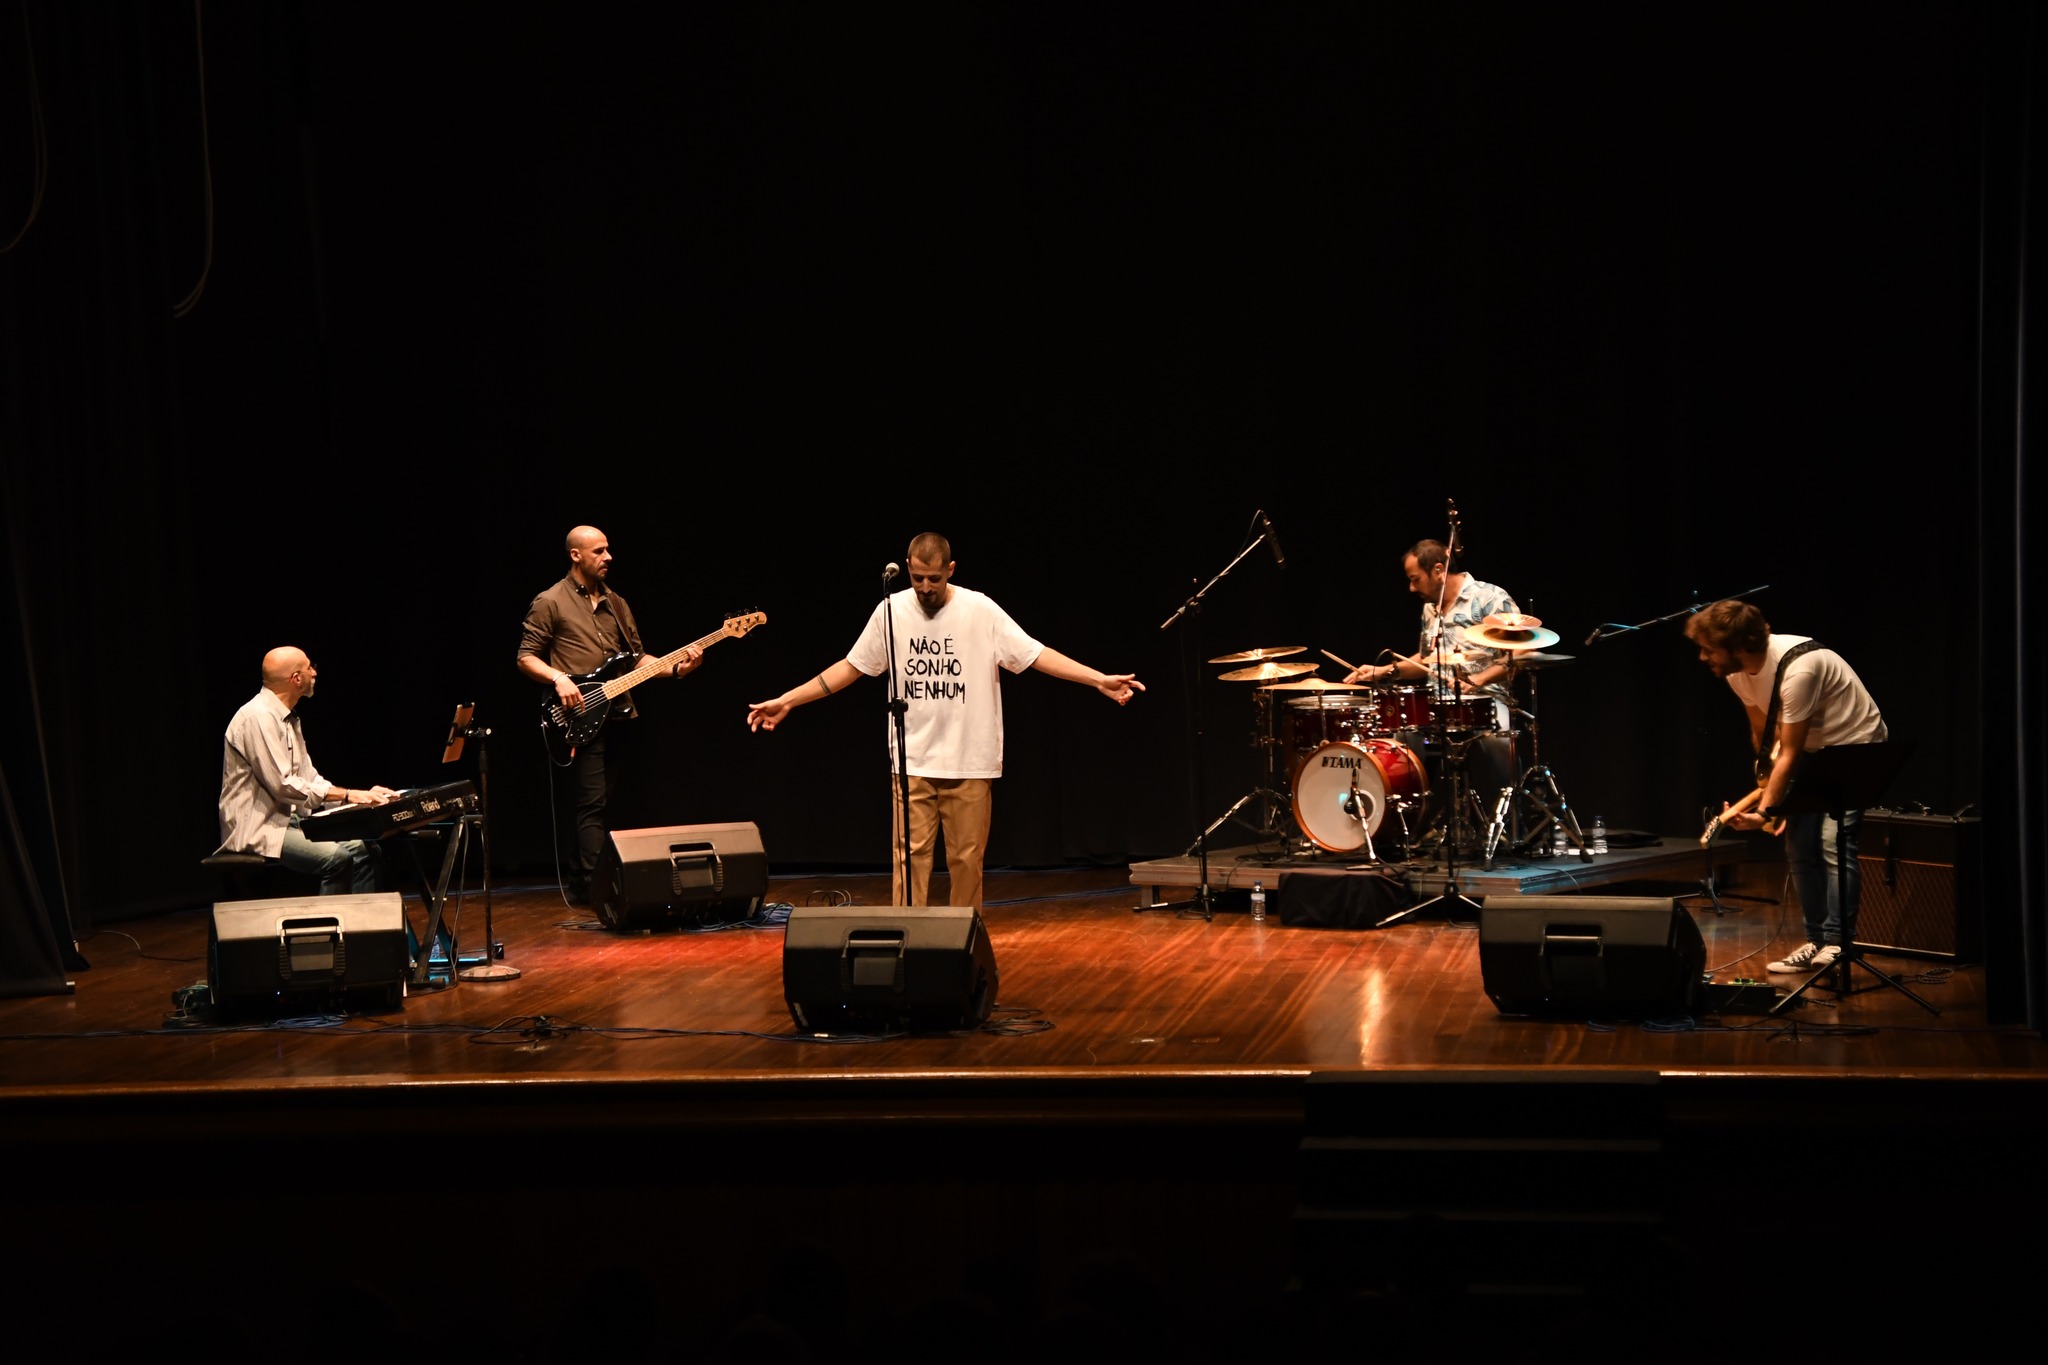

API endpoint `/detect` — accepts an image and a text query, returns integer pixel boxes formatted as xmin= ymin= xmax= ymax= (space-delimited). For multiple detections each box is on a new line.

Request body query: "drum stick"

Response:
xmin=1321 ymin=649 xmax=1358 ymax=672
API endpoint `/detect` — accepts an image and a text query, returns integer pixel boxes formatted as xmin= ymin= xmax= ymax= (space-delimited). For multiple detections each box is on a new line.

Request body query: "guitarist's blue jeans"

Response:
xmin=1785 ymin=809 xmax=1863 ymax=947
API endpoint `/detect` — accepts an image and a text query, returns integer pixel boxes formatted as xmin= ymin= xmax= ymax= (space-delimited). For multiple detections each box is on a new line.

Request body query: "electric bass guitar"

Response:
xmin=542 ymin=611 xmax=766 ymax=763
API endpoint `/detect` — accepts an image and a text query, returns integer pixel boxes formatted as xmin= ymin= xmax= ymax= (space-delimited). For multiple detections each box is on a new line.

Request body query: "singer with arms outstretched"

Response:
xmin=746 ymin=531 xmax=1143 ymax=909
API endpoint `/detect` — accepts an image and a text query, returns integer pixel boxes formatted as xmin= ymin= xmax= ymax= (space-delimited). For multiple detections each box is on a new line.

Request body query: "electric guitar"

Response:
xmin=542 ymin=611 xmax=766 ymax=763
xmin=1700 ymin=755 xmax=1789 ymax=846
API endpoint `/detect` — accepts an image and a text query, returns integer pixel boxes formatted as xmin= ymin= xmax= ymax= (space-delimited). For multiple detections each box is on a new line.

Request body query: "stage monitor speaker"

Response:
xmin=1853 ymin=811 xmax=1981 ymax=961
xmin=594 ymin=821 xmax=767 ymax=932
xmin=782 ymin=905 xmax=998 ymax=1033
xmin=1478 ymin=895 xmax=1705 ymax=1018
xmin=209 ymin=892 xmax=409 ymax=1016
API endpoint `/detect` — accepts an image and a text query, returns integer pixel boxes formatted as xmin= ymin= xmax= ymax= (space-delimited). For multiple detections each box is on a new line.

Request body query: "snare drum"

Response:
xmin=1283 ymin=696 xmax=1378 ymax=764
xmin=1291 ymin=738 xmax=1429 ymax=854
xmin=1374 ymin=684 xmax=1434 ymax=732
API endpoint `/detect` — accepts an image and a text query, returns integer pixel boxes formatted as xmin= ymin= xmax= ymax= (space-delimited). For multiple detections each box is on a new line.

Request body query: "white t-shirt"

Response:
xmin=846 ymin=586 xmax=1044 ymax=779
xmin=1726 ymin=634 xmax=1887 ymax=752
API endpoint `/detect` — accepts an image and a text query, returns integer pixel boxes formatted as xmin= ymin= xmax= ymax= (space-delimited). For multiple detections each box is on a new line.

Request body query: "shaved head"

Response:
xmin=566 ymin=525 xmax=604 ymax=554
xmin=261 ymin=646 xmax=309 ymax=688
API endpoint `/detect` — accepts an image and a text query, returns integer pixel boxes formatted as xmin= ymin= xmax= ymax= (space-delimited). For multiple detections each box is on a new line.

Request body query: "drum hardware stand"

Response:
xmin=1182 ymin=686 xmax=1295 ymax=854
xmin=1145 ymin=517 xmax=1280 ymax=919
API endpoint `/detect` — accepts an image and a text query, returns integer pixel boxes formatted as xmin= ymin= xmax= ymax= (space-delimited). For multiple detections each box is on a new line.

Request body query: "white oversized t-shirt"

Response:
xmin=846 ymin=586 xmax=1044 ymax=779
xmin=1726 ymin=634 xmax=1887 ymax=752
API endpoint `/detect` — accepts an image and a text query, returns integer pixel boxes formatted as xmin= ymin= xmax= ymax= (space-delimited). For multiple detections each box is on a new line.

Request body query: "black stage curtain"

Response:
xmin=1980 ymin=2 xmax=2048 ymax=1031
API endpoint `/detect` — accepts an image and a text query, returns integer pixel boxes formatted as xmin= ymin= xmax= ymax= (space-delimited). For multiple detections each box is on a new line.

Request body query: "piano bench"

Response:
xmin=201 ymin=853 xmax=313 ymax=903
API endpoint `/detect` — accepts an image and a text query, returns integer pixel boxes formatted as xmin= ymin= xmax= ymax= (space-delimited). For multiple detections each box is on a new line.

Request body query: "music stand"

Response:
xmin=1767 ymin=739 xmax=1934 ymax=1016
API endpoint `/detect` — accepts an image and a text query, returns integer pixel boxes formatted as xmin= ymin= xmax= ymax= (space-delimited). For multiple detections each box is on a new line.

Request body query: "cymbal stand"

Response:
xmin=1182 ymin=687 xmax=1293 ymax=854
xmin=1507 ymin=657 xmax=1591 ymax=862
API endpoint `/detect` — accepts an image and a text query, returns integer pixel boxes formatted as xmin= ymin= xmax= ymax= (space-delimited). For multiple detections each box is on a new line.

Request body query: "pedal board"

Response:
xmin=1703 ymin=981 xmax=1785 ymax=1015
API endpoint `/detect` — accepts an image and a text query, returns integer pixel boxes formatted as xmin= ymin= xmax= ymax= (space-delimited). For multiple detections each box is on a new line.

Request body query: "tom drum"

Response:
xmin=1373 ymin=684 xmax=1434 ymax=732
xmin=1283 ymin=696 xmax=1379 ymax=768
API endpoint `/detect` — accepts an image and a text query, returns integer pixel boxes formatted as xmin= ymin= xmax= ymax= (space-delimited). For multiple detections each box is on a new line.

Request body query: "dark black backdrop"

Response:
xmin=0 ymin=3 xmax=1994 ymax=928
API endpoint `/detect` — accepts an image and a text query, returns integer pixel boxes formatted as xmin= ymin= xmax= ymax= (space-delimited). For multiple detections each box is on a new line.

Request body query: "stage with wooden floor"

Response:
xmin=5 ymin=863 xmax=2044 ymax=1361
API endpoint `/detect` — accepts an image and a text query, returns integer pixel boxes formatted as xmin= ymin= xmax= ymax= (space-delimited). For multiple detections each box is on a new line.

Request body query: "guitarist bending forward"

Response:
xmin=518 ymin=525 xmax=704 ymax=906
xmin=1685 ymin=600 xmax=1887 ymax=974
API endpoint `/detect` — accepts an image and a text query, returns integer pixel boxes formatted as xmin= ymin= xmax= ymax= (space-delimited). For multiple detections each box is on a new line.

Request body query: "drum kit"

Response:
xmin=1197 ymin=612 xmax=1589 ymax=869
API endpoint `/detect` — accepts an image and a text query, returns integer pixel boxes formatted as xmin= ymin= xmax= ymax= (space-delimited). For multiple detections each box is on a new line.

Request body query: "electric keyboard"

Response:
xmin=298 ymin=780 xmax=476 ymax=843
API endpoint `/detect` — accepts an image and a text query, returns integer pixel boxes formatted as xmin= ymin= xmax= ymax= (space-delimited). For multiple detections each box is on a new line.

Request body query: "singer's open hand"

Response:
xmin=747 ymin=699 xmax=790 ymax=732
xmin=1096 ymin=673 xmax=1145 ymax=704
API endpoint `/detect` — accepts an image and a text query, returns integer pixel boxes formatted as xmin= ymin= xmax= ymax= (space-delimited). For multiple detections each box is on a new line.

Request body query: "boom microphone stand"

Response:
xmin=1143 ymin=516 xmax=1280 ymax=919
xmin=1380 ymin=500 xmax=1481 ymax=928
xmin=881 ymin=563 xmax=915 ymax=906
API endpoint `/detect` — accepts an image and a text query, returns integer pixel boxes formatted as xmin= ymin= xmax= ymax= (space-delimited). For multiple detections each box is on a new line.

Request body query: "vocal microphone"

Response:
xmin=883 ymin=563 xmax=900 ymax=582
xmin=1259 ymin=511 xmax=1286 ymax=569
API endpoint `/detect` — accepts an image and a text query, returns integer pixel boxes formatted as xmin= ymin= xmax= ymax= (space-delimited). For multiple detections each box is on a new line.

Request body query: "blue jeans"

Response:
xmin=281 ymin=817 xmax=384 ymax=895
xmin=1785 ymin=808 xmax=1863 ymax=947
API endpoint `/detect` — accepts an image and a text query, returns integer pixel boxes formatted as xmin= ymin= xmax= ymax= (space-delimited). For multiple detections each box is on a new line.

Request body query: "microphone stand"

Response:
xmin=456 ymin=718 xmax=520 ymax=981
xmin=1142 ymin=528 xmax=1274 ymax=919
xmin=879 ymin=568 xmax=915 ymax=906
xmin=1380 ymin=505 xmax=1481 ymax=927
xmin=1583 ymin=584 xmax=1771 ymax=647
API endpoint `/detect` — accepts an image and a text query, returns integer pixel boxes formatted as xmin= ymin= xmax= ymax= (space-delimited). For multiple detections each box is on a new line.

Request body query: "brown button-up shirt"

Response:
xmin=518 ymin=575 xmax=647 ymax=716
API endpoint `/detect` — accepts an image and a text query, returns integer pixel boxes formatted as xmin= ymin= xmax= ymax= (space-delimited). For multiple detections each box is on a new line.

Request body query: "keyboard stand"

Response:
xmin=402 ymin=811 xmax=478 ymax=990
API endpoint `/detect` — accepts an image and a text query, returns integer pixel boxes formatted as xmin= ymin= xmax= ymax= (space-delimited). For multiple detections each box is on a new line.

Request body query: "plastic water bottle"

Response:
xmin=1250 ymin=879 xmax=1267 ymax=924
xmin=1591 ymin=815 xmax=1609 ymax=856
xmin=1551 ymin=821 xmax=1568 ymax=857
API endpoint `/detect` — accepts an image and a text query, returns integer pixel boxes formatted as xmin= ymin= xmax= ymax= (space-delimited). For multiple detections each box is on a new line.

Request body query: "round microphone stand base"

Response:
xmin=458 ymin=962 xmax=523 ymax=982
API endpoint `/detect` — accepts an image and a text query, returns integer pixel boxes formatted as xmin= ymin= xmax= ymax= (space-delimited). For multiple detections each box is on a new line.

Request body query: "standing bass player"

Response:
xmin=517 ymin=524 xmax=704 ymax=906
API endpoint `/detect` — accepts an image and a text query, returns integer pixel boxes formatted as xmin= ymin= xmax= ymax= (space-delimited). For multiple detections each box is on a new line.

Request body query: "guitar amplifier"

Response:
xmin=1852 ymin=811 xmax=1980 ymax=961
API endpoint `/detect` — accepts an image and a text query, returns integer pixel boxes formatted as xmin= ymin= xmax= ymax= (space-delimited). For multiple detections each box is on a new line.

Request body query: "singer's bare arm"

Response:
xmin=748 ymin=659 xmax=864 ymax=731
xmin=1029 ymin=648 xmax=1145 ymax=704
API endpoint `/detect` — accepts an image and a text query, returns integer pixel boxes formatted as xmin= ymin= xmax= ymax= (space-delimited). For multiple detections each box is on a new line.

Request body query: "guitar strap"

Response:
xmin=1756 ymin=639 xmax=1821 ymax=780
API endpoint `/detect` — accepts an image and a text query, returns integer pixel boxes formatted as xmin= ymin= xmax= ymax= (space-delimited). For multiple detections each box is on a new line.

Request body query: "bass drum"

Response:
xmin=1291 ymin=738 xmax=1429 ymax=854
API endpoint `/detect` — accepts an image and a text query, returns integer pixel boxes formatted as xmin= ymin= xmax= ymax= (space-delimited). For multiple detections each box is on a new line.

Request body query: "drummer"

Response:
xmin=1342 ymin=538 xmax=1521 ymax=730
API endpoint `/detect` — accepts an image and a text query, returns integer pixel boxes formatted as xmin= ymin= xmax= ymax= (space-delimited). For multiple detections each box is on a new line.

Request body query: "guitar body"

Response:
xmin=541 ymin=653 xmax=635 ymax=763
xmin=536 ymin=613 xmax=768 ymax=765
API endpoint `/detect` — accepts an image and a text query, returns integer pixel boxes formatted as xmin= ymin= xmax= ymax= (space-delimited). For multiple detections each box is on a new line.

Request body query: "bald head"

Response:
xmin=566 ymin=525 xmax=613 ymax=590
xmin=261 ymin=647 xmax=316 ymax=705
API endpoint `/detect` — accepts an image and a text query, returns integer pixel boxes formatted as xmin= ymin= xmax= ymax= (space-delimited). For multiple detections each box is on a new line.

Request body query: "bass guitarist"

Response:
xmin=517 ymin=524 xmax=703 ymax=906
xmin=1685 ymin=599 xmax=1887 ymax=974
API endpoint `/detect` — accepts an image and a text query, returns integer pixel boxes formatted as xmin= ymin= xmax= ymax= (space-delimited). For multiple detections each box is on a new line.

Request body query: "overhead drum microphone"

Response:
xmin=1259 ymin=511 xmax=1286 ymax=569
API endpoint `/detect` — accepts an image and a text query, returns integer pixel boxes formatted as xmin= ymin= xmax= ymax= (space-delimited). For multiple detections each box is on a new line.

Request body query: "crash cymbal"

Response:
xmin=1257 ymin=676 xmax=1369 ymax=691
xmin=1208 ymin=645 xmax=1307 ymax=664
xmin=1508 ymin=650 xmax=1576 ymax=669
xmin=1467 ymin=621 xmax=1563 ymax=651
xmin=1481 ymin=611 xmax=1544 ymax=630
xmin=1217 ymin=660 xmax=1318 ymax=682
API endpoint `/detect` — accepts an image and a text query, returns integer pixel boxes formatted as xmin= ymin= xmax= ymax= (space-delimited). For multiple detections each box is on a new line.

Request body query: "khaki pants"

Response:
xmin=887 ymin=775 xmax=993 ymax=908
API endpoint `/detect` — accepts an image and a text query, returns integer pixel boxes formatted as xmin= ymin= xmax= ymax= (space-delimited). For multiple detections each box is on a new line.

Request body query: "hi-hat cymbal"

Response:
xmin=1257 ymin=676 xmax=1369 ymax=691
xmin=1467 ymin=621 xmax=1563 ymax=651
xmin=1482 ymin=611 xmax=1544 ymax=630
xmin=1208 ymin=645 xmax=1306 ymax=664
xmin=1508 ymin=651 xmax=1576 ymax=670
xmin=1217 ymin=660 xmax=1318 ymax=682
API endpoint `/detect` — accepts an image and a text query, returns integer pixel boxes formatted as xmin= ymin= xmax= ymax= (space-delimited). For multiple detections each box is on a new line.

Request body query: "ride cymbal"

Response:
xmin=1257 ymin=676 xmax=1369 ymax=691
xmin=1217 ymin=660 xmax=1318 ymax=682
xmin=1509 ymin=651 xmax=1576 ymax=669
xmin=1208 ymin=645 xmax=1307 ymax=664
